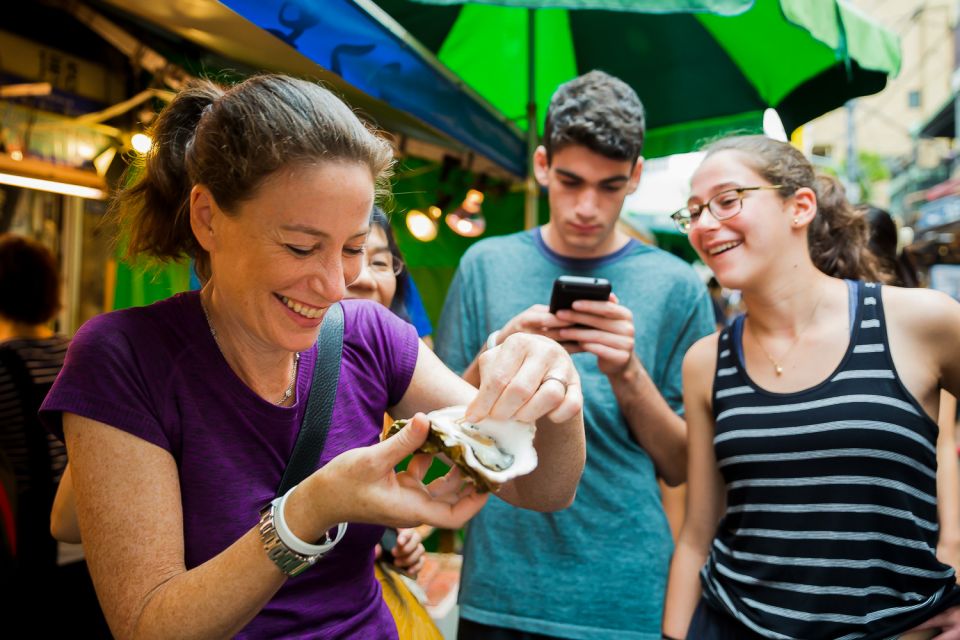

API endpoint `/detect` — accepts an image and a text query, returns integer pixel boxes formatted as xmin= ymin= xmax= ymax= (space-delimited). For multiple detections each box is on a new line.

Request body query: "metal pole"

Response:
xmin=845 ymin=100 xmax=861 ymax=203
xmin=523 ymin=8 xmax=539 ymax=229
xmin=59 ymin=196 xmax=83 ymax=335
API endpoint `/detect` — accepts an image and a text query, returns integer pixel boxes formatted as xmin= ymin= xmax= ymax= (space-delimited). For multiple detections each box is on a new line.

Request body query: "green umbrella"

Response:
xmin=374 ymin=0 xmax=900 ymax=223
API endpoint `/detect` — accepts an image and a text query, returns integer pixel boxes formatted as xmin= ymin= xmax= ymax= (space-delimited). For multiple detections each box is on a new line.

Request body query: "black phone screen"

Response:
xmin=549 ymin=275 xmax=612 ymax=313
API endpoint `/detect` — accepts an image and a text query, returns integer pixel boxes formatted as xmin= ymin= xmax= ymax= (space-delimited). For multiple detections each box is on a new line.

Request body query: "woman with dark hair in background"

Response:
xmin=0 ymin=233 xmax=108 ymax=635
xmin=662 ymin=135 xmax=960 ymax=639
xmin=864 ymin=205 xmax=919 ymax=288
xmin=40 ymin=75 xmax=585 ymax=639
xmin=348 ymin=207 xmax=413 ymax=323
xmin=354 ymin=206 xmax=434 ymax=347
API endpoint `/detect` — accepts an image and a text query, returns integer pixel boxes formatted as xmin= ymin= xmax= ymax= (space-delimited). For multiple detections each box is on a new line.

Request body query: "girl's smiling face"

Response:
xmin=687 ymin=150 xmax=797 ymax=291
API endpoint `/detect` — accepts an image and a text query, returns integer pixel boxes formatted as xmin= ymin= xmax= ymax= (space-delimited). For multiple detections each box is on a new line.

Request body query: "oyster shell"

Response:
xmin=385 ymin=406 xmax=538 ymax=492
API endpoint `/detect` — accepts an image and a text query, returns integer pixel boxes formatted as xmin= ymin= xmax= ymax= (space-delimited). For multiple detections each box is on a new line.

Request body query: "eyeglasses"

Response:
xmin=671 ymin=185 xmax=785 ymax=234
xmin=363 ymin=251 xmax=404 ymax=277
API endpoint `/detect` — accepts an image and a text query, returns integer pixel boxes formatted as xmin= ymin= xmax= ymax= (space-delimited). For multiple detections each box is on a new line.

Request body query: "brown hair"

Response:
xmin=703 ymin=135 xmax=880 ymax=281
xmin=0 ymin=233 xmax=62 ymax=325
xmin=112 ymin=75 xmax=394 ymax=280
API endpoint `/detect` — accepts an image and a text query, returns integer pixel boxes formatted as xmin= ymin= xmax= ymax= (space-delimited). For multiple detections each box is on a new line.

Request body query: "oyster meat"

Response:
xmin=385 ymin=406 xmax=538 ymax=492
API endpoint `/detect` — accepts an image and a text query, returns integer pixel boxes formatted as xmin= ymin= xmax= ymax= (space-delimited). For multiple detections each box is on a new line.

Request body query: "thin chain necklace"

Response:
xmin=200 ymin=301 xmax=299 ymax=405
xmin=746 ymin=288 xmax=827 ymax=377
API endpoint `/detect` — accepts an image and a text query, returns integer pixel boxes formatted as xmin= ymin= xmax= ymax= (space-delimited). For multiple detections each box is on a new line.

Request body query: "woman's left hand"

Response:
xmin=389 ymin=528 xmax=426 ymax=577
xmin=466 ymin=332 xmax=582 ymax=425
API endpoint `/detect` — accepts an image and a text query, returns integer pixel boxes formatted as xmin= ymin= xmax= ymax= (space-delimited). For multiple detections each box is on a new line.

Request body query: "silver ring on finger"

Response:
xmin=541 ymin=375 xmax=569 ymax=393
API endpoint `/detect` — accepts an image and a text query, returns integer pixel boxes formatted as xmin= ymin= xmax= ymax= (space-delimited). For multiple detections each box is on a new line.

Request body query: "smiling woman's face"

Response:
xmin=687 ymin=150 xmax=793 ymax=291
xmin=345 ymin=225 xmax=398 ymax=309
xmin=205 ymin=161 xmax=375 ymax=355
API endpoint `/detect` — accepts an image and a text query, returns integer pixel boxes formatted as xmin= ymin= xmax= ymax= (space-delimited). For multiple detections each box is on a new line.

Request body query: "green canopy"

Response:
xmin=379 ymin=0 xmax=900 ymax=156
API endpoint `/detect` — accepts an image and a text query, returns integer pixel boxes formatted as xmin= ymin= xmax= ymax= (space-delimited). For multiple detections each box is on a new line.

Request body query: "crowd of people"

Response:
xmin=1 ymin=67 xmax=959 ymax=640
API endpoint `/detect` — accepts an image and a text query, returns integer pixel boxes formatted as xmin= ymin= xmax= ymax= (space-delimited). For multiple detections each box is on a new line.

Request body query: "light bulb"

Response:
xmin=131 ymin=133 xmax=153 ymax=154
xmin=406 ymin=209 xmax=438 ymax=242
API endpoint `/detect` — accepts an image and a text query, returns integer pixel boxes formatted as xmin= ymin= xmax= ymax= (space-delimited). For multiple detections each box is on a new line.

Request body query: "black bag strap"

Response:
xmin=277 ymin=302 xmax=344 ymax=496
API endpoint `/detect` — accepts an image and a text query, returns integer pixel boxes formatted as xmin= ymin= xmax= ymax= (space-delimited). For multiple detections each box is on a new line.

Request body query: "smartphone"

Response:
xmin=549 ymin=275 xmax=612 ymax=313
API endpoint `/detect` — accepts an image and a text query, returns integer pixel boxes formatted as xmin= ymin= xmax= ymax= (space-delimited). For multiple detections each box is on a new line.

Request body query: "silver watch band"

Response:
xmin=258 ymin=502 xmax=318 ymax=577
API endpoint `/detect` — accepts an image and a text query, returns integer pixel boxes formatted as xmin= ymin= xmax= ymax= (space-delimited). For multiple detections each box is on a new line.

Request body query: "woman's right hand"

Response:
xmin=285 ymin=414 xmax=488 ymax=541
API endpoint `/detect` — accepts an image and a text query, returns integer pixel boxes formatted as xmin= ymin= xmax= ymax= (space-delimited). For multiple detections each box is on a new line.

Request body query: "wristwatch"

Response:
xmin=258 ymin=500 xmax=319 ymax=577
xmin=258 ymin=489 xmax=348 ymax=577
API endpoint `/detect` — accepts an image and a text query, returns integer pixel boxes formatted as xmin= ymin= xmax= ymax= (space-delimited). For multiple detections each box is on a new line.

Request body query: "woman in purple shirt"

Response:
xmin=40 ymin=75 xmax=585 ymax=639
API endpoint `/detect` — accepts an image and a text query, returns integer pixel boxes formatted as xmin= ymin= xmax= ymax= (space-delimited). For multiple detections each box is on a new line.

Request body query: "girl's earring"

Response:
xmin=793 ymin=217 xmax=800 ymax=225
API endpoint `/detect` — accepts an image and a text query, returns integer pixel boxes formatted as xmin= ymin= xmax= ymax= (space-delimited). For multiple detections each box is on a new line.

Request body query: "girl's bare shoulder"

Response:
xmin=882 ymin=285 xmax=960 ymax=341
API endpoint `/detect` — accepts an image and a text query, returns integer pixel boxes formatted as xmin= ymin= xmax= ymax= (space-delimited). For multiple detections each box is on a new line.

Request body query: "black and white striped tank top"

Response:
xmin=701 ymin=281 xmax=960 ymax=640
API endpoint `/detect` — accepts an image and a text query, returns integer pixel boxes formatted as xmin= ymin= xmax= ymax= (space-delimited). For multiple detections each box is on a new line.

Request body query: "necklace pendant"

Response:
xmin=774 ymin=364 xmax=783 ymax=376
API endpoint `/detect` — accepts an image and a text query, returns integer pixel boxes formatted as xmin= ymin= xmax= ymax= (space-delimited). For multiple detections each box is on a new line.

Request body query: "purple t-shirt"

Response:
xmin=40 ymin=292 xmax=419 ymax=638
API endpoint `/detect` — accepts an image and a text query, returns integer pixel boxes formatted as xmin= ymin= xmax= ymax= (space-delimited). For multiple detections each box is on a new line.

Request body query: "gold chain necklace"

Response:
xmin=746 ymin=289 xmax=826 ymax=377
xmin=201 ymin=301 xmax=299 ymax=405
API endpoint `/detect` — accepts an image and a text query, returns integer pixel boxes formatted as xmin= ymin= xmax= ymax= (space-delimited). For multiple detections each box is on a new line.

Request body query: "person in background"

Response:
xmin=40 ymin=74 xmax=585 ymax=639
xmin=435 ymin=70 xmax=714 ymax=639
xmin=863 ymin=204 xmax=919 ymax=288
xmin=0 ymin=233 xmax=108 ymax=635
xmin=861 ymin=204 xmax=960 ymax=577
xmin=662 ymin=135 xmax=960 ymax=639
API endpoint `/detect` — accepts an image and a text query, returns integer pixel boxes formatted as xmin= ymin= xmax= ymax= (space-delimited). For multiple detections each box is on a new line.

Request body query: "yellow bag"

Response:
xmin=375 ymin=562 xmax=443 ymax=640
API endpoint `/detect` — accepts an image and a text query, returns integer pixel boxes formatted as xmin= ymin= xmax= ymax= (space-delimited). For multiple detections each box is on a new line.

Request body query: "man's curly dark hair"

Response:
xmin=543 ymin=70 xmax=645 ymax=164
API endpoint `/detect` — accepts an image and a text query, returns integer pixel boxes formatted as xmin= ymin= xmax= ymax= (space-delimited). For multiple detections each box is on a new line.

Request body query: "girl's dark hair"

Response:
xmin=113 ymin=75 xmax=394 ymax=280
xmin=370 ymin=206 xmax=411 ymax=323
xmin=861 ymin=205 xmax=919 ymax=288
xmin=704 ymin=135 xmax=880 ymax=281
xmin=0 ymin=233 xmax=62 ymax=325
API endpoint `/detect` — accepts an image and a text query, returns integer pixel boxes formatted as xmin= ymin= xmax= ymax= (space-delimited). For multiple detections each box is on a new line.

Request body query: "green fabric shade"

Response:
xmin=377 ymin=0 xmax=900 ymax=156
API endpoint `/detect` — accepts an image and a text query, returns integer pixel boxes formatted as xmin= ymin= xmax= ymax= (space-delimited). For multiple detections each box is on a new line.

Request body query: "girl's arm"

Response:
xmin=937 ymin=391 xmax=960 ymax=577
xmin=662 ymin=336 xmax=725 ymax=638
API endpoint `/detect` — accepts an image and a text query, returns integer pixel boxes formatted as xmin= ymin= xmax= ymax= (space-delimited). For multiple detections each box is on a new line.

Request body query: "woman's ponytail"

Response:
xmin=808 ymin=174 xmax=881 ymax=281
xmin=111 ymin=80 xmax=224 ymax=268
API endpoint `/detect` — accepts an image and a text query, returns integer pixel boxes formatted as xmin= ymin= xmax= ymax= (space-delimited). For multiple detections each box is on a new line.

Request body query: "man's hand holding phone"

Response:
xmin=493 ymin=277 xmax=612 ymax=347
xmin=494 ymin=304 xmax=575 ymax=347
xmin=548 ymin=276 xmax=637 ymax=378
xmin=554 ymin=294 xmax=636 ymax=375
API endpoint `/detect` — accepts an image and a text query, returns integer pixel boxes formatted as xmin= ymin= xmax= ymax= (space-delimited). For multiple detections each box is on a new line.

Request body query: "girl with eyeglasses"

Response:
xmin=662 ymin=135 xmax=960 ymax=639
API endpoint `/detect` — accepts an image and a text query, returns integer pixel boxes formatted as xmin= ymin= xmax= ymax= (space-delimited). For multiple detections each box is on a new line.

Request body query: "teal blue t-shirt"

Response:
xmin=435 ymin=229 xmax=714 ymax=639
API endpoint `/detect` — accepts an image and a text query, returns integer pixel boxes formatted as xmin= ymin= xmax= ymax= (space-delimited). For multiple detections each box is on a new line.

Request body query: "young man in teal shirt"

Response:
xmin=435 ymin=70 xmax=715 ymax=639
